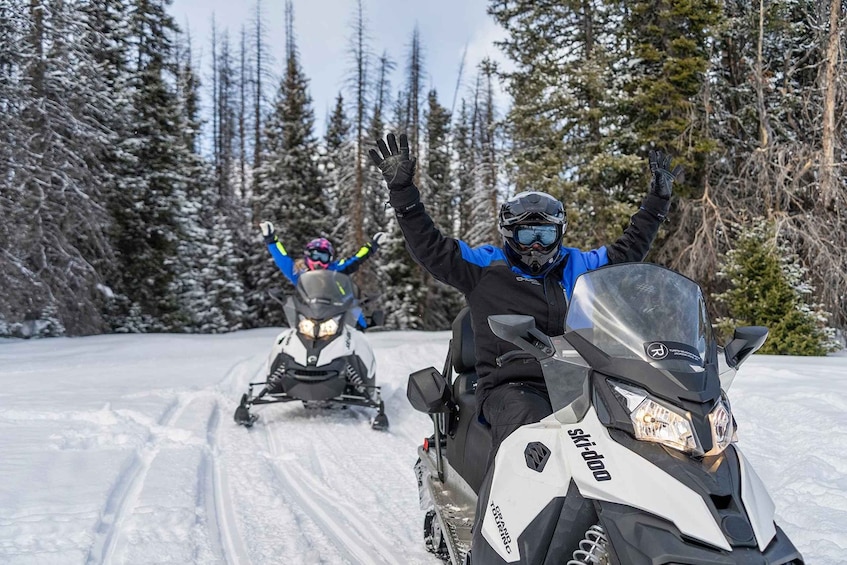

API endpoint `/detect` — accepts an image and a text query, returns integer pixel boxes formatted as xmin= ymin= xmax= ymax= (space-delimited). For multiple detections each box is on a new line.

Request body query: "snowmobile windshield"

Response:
xmin=565 ymin=263 xmax=712 ymax=372
xmin=295 ymin=270 xmax=357 ymax=320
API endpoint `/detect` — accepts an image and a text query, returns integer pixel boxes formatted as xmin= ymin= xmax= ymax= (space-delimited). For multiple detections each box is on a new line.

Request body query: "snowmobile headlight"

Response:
xmin=317 ymin=317 xmax=341 ymax=338
xmin=705 ymin=396 xmax=737 ymax=456
xmin=611 ymin=381 xmax=702 ymax=455
xmin=298 ymin=317 xmax=318 ymax=338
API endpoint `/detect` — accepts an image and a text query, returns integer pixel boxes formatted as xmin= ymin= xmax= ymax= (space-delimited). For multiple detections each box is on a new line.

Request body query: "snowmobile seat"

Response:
xmin=446 ymin=307 xmax=491 ymax=494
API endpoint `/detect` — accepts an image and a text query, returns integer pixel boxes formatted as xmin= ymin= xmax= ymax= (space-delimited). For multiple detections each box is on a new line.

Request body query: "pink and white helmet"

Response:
xmin=304 ymin=238 xmax=334 ymax=270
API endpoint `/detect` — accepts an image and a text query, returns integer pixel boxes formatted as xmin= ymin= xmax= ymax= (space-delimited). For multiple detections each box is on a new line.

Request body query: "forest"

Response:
xmin=0 ymin=0 xmax=843 ymax=355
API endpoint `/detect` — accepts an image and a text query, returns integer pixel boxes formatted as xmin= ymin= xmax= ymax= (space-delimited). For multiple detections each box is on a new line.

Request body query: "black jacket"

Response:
xmin=389 ymin=184 xmax=670 ymax=413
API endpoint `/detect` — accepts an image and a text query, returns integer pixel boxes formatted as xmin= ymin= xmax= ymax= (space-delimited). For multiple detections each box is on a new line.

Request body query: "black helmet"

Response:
xmin=498 ymin=191 xmax=567 ymax=276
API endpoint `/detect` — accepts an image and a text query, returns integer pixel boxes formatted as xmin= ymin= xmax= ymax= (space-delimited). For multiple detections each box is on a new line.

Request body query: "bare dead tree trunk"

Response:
xmin=351 ymin=0 xmax=366 ymax=245
xmin=819 ymin=0 xmax=842 ymax=208
xmin=407 ymin=26 xmax=422 ymax=187
xmin=252 ymin=0 xmax=264 ymax=173
xmin=238 ymin=26 xmax=247 ymax=199
xmin=211 ymin=15 xmax=219 ymax=177
xmin=755 ymin=0 xmax=770 ymax=150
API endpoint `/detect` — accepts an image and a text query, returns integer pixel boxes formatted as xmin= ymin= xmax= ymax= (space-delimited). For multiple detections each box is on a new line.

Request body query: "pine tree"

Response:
xmin=419 ymin=89 xmax=463 ymax=329
xmin=108 ymin=0 xmax=193 ymax=331
xmin=379 ymin=29 xmax=430 ymax=329
xmin=715 ymin=221 xmax=839 ymax=355
xmin=248 ymin=0 xmax=327 ymax=326
xmin=324 ymin=92 xmax=354 ymax=242
xmin=2 ymin=0 xmax=124 ymax=336
xmin=173 ymin=29 xmax=246 ymax=333
xmin=0 ymin=0 xmax=30 ymax=335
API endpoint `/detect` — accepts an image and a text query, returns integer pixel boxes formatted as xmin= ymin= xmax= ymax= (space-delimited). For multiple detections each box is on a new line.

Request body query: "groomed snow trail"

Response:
xmin=0 ymin=329 xmax=445 ymax=564
xmin=0 ymin=331 xmax=844 ymax=563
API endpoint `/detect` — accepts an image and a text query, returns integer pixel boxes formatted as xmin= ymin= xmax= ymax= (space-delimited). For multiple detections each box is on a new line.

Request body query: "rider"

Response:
xmin=369 ymin=132 xmax=681 ymax=557
xmin=259 ymin=221 xmax=385 ymax=329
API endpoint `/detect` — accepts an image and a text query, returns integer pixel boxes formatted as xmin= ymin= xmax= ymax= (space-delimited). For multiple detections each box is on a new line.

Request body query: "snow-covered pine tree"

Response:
xmin=324 ymin=93 xmax=354 ymax=243
xmin=3 ymin=0 xmax=122 ymax=337
xmin=247 ymin=0 xmax=327 ymax=326
xmin=364 ymin=52 xmax=395 ymax=238
xmin=356 ymin=52 xmax=395 ymax=310
xmin=378 ymin=30 xmax=430 ymax=329
xmin=453 ymin=98 xmax=477 ymax=244
xmin=0 ymin=0 xmax=33 ymax=336
xmin=419 ymin=89 xmax=463 ymax=329
xmin=715 ymin=221 xmax=840 ymax=355
xmin=488 ymin=0 xmax=572 ymax=197
xmin=467 ymin=61 xmax=500 ymax=247
xmin=108 ymin=0 xmax=195 ymax=332
xmin=214 ymin=28 xmax=238 ymax=205
xmin=172 ymin=29 xmax=246 ymax=333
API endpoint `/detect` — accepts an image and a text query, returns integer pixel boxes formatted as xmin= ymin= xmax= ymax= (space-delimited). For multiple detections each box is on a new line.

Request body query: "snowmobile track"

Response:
xmin=264 ymin=420 xmax=403 ymax=565
xmin=84 ymin=397 xmax=185 ymax=565
xmin=205 ymin=399 xmax=252 ymax=565
xmin=85 ymin=356 xmax=259 ymax=565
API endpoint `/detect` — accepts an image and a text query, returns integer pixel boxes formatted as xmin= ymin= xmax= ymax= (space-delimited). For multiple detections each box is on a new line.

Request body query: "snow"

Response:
xmin=0 ymin=330 xmax=845 ymax=564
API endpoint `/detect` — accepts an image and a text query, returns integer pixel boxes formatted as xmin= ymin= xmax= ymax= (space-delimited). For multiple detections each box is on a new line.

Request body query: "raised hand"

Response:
xmin=371 ymin=232 xmax=386 ymax=247
xmin=368 ymin=133 xmax=416 ymax=190
xmin=259 ymin=221 xmax=276 ymax=244
xmin=648 ymin=150 xmax=683 ymax=199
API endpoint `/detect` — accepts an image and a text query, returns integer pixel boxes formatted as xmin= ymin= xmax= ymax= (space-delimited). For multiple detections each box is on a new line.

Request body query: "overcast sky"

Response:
xmin=169 ymin=0 xmax=509 ymax=135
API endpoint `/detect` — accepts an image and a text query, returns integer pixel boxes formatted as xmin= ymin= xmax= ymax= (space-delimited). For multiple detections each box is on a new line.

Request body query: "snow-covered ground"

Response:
xmin=0 ymin=329 xmax=845 ymax=564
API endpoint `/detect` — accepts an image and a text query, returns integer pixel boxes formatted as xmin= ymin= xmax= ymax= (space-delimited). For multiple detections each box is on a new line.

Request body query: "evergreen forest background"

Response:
xmin=0 ymin=0 xmax=843 ymax=355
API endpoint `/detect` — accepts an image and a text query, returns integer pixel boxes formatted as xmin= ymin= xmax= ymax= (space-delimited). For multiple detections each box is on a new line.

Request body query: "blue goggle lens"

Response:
xmin=307 ymin=249 xmax=331 ymax=262
xmin=514 ymin=225 xmax=559 ymax=247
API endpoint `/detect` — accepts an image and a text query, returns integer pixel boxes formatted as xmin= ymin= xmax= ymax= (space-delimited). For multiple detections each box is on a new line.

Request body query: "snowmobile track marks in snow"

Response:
xmin=205 ymin=400 xmax=252 ymax=565
xmin=264 ymin=420 xmax=405 ymax=564
xmin=84 ymin=397 xmax=185 ymax=565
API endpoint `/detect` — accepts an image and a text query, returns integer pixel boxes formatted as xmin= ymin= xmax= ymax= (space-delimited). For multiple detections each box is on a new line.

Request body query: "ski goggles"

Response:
xmin=513 ymin=225 xmax=560 ymax=247
xmin=306 ymin=249 xmax=332 ymax=263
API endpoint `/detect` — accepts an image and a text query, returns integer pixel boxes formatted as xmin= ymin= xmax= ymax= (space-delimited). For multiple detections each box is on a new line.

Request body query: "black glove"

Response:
xmin=368 ymin=133 xmax=417 ymax=190
xmin=648 ymin=150 xmax=683 ymax=199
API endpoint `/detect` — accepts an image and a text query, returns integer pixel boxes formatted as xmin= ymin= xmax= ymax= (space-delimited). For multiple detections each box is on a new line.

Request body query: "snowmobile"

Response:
xmin=407 ymin=263 xmax=804 ymax=564
xmin=234 ymin=269 xmax=388 ymax=430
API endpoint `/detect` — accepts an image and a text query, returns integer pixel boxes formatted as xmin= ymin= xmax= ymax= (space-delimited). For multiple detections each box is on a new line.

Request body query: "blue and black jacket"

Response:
xmin=388 ymin=183 xmax=670 ymax=411
xmin=265 ymin=237 xmax=378 ymax=285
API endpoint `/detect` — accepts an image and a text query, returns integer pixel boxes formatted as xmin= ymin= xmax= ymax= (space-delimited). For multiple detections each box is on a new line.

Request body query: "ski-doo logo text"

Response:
xmin=489 ymin=501 xmax=512 ymax=553
xmin=568 ymin=429 xmax=612 ymax=482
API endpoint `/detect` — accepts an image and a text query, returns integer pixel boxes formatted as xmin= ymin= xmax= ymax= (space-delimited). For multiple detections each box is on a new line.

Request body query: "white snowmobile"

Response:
xmin=235 ymin=269 xmax=388 ymax=430
xmin=407 ymin=263 xmax=803 ymax=564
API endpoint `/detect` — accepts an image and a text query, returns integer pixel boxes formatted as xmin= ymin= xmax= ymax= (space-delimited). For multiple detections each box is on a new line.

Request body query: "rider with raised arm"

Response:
xmin=369 ymin=132 xmax=681 ymax=559
xmin=259 ymin=222 xmax=385 ymax=329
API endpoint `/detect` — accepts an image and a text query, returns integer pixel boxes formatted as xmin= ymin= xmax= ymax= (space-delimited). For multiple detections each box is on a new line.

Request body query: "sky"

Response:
xmin=169 ymin=0 xmax=510 ymax=135
xmin=0 ymin=329 xmax=845 ymax=562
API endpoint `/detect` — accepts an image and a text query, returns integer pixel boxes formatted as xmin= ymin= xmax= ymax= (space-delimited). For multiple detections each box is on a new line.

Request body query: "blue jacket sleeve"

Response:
xmin=267 ymin=239 xmax=299 ymax=284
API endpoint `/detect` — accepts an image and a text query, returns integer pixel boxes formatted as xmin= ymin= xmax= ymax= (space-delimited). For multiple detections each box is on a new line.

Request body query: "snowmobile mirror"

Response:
xmin=488 ymin=315 xmax=555 ymax=361
xmin=724 ymin=326 xmax=768 ymax=369
xmin=407 ymin=367 xmax=452 ymax=414
xmin=371 ymin=310 xmax=386 ymax=327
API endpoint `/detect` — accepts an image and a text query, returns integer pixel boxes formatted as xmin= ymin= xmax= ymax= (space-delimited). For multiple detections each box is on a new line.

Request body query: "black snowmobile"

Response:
xmin=234 ymin=269 xmax=388 ymax=430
